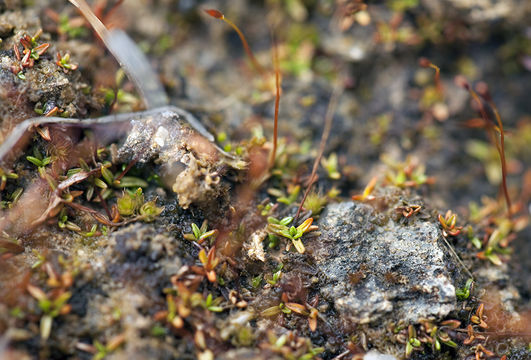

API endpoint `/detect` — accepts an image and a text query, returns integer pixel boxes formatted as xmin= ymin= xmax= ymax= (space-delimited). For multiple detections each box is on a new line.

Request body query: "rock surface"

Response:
xmin=313 ymin=201 xmax=457 ymax=326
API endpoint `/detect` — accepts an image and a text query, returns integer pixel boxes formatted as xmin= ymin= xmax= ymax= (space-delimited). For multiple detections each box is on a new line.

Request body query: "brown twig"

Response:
xmin=295 ymin=76 xmax=344 ymax=220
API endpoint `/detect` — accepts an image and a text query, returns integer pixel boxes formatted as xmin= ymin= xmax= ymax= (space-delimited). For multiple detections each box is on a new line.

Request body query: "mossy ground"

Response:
xmin=0 ymin=1 xmax=530 ymax=359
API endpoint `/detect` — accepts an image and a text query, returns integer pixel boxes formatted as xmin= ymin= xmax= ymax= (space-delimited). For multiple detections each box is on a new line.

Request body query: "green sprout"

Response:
xmin=266 ymin=216 xmax=316 ymax=253
xmin=150 ymin=324 xmax=167 ymax=337
xmin=26 ymin=284 xmax=71 ymax=340
xmin=116 ymin=188 xmax=144 ymax=216
xmin=299 ymin=347 xmax=325 ymax=360
xmin=116 ymin=188 xmax=162 ymax=222
xmin=0 ymin=187 xmax=23 ymax=209
xmin=139 ymin=200 xmax=164 ymax=222
xmin=467 ymin=226 xmax=482 ymax=249
xmin=0 ymin=168 xmax=18 ymax=191
xmin=258 ymin=202 xmax=274 ymax=216
xmin=382 ymin=155 xmax=434 ymax=188
xmin=320 ymin=153 xmax=341 ymax=180
xmin=81 ymin=224 xmax=98 ymax=238
xmin=92 ymin=334 xmax=126 ymax=360
xmin=251 ymin=274 xmax=263 ymax=288
xmin=456 ymin=279 xmax=473 ymax=300
xmin=424 ymin=320 xmax=459 ymax=352
xmin=26 ymin=155 xmax=51 ymax=168
xmin=56 ymin=52 xmax=78 ymax=72
xmin=57 ymin=13 xmax=88 ymax=38
xmin=183 ymin=220 xmax=218 ymax=245
xmin=26 ymin=149 xmax=56 ymax=189
xmin=265 ymin=264 xmax=284 ymax=286
xmin=476 ymin=221 xmax=513 ymax=266
xmin=31 ymin=250 xmax=47 ymax=269
xmin=405 ymin=325 xmax=422 ymax=358
xmin=438 ymin=210 xmax=463 ymax=237
xmin=269 ymin=185 xmax=301 ymax=205
xmin=202 ymin=293 xmax=224 ymax=313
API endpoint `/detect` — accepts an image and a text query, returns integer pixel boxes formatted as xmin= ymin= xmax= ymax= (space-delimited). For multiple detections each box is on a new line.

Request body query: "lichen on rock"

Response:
xmin=115 ymin=107 xmax=235 ymax=209
xmin=312 ymin=201 xmax=457 ymax=326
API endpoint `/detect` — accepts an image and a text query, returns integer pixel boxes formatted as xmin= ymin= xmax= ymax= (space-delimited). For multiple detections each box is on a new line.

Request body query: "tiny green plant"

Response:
xmin=77 ymin=334 xmax=126 ymax=360
xmin=10 ymin=29 xmax=50 ymax=79
xmin=382 ymin=155 xmax=434 ymax=188
xmin=438 ymin=210 xmax=463 ymax=237
xmin=266 ymin=216 xmax=316 ymax=253
xmin=116 ymin=188 xmax=144 ymax=216
xmin=320 ymin=153 xmax=341 ymax=180
xmin=56 ymin=52 xmax=78 ymax=72
xmin=476 ymin=220 xmax=513 ymax=266
xmin=251 ymin=274 xmax=263 ymax=288
xmin=0 ymin=169 xmax=18 ymax=191
xmin=423 ymin=320 xmax=459 ymax=352
xmin=26 ymin=154 xmax=51 ymax=168
xmin=265 ymin=264 xmax=283 ymax=286
xmin=198 ymin=247 xmax=221 ymax=283
xmin=183 ymin=220 xmax=218 ymax=245
xmin=139 ymin=200 xmax=163 ymax=222
xmin=405 ymin=324 xmax=422 ymax=358
xmin=276 ymin=184 xmax=300 ymax=205
xmin=456 ymin=278 xmax=473 ymax=300
xmin=467 ymin=226 xmax=482 ymax=249
xmin=202 ymin=293 xmax=224 ymax=313
xmin=116 ymin=188 xmax=163 ymax=222
xmin=26 ymin=284 xmax=72 ymax=340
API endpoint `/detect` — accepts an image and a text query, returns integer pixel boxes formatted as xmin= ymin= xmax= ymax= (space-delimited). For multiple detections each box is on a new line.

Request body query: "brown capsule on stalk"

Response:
xmin=204 ymin=9 xmax=224 ymax=19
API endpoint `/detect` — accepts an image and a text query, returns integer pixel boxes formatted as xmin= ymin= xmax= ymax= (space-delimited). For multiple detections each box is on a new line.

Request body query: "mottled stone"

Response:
xmin=312 ymin=201 xmax=456 ymax=325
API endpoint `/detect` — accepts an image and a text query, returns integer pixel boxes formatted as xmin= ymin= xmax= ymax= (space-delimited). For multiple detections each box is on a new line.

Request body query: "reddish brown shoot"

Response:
xmin=455 ymin=76 xmax=512 ymax=219
xmin=419 ymin=57 xmax=442 ymax=95
xmin=269 ymin=40 xmax=280 ymax=168
xmin=204 ymin=9 xmax=266 ymax=76
xmin=97 ymin=191 xmax=113 ymax=220
xmin=114 ymin=157 xmax=138 ymax=183
xmin=475 ymin=81 xmax=512 ymax=219
xmin=94 ymin=0 xmax=124 ymax=24
xmin=295 ymin=81 xmax=344 ymax=220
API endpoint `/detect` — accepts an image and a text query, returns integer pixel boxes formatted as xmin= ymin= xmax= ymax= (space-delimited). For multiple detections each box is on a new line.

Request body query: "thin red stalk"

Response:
xmin=205 ymin=9 xmax=266 ymax=76
xmin=223 ymin=18 xmax=266 ymax=76
xmin=97 ymin=191 xmax=113 ymax=220
xmin=114 ymin=157 xmax=138 ymax=182
xmin=295 ymin=80 xmax=343 ymax=220
xmin=457 ymin=77 xmax=512 ymax=219
xmin=430 ymin=63 xmax=442 ymax=94
xmin=481 ymin=98 xmax=512 ymax=219
xmin=419 ymin=57 xmax=442 ymax=95
xmin=269 ymin=39 xmax=280 ymax=168
xmin=101 ymin=0 xmax=124 ymax=24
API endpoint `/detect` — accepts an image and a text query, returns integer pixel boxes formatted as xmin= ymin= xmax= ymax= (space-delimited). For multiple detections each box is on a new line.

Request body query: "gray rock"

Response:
xmin=423 ymin=0 xmax=531 ymax=24
xmin=364 ymin=350 xmax=397 ymax=360
xmin=312 ymin=201 xmax=456 ymax=326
